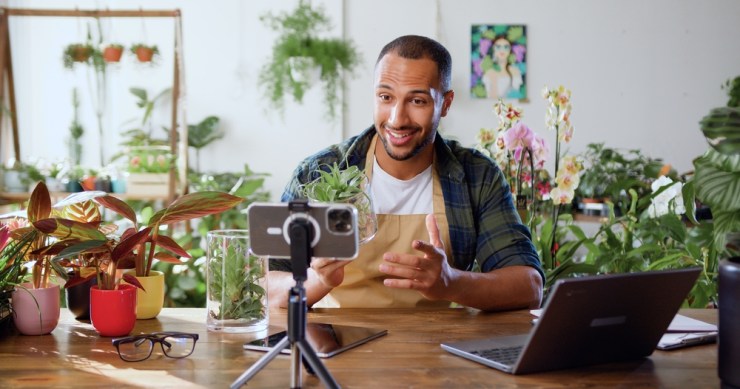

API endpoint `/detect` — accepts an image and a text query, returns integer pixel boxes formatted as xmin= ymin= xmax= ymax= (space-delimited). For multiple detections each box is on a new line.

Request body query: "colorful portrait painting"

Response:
xmin=471 ymin=24 xmax=527 ymax=100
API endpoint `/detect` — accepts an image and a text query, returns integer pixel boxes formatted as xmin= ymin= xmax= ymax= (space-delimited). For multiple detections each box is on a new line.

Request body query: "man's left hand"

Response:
xmin=378 ymin=214 xmax=455 ymax=301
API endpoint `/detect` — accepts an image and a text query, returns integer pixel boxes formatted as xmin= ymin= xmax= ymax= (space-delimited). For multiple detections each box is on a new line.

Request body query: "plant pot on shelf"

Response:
xmin=11 ymin=283 xmax=61 ymax=335
xmin=90 ymin=284 xmax=137 ymax=337
xmin=123 ymin=270 xmax=165 ymax=319
xmin=126 ymin=146 xmax=173 ymax=196
xmin=719 ymin=233 xmax=740 ymax=388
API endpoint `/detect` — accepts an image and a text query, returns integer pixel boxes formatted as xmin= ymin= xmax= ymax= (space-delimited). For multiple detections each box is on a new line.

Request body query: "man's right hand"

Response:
xmin=310 ymin=258 xmax=351 ymax=288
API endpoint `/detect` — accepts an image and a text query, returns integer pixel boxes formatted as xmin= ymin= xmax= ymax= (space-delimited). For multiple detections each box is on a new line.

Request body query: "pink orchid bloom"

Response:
xmin=503 ymin=122 xmax=535 ymax=152
xmin=531 ymin=136 xmax=549 ymax=168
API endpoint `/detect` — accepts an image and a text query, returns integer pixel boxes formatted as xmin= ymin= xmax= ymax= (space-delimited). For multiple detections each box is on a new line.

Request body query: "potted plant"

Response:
xmin=62 ymin=43 xmax=94 ymax=69
xmin=130 ymin=43 xmax=159 ymax=63
xmin=111 ymin=87 xmax=173 ymax=196
xmin=63 ymin=165 xmax=85 ymax=193
xmin=300 ymin=162 xmax=377 ymax=244
xmin=682 ymin=76 xmax=740 ymax=387
xmin=576 ymin=143 xmax=668 ymax=216
xmin=19 ymin=181 xmax=242 ymax=327
xmin=259 ymin=0 xmax=361 ymax=121
xmin=102 ymin=43 xmax=124 ymax=63
xmin=0 ymin=225 xmax=32 ymax=333
xmin=6 ymin=183 xmax=65 ymax=335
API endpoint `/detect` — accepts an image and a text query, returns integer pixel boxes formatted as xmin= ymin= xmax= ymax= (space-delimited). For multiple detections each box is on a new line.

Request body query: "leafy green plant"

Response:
xmin=16 ymin=181 xmax=243 ymax=291
xmin=130 ymin=44 xmax=159 ymax=63
xmin=207 ymin=232 xmax=266 ymax=322
xmin=577 ymin=142 xmax=670 ymax=214
xmin=0 ymin=226 xmax=33 ymax=328
xmin=301 ymin=163 xmax=366 ymax=202
xmin=684 ymin=75 xmax=740 ymax=255
xmin=62 ymin=43 xmax=94 ymax=69
xmin=301 ymin=163 xmax=377 ymax=243
xmin=187 ymin=116 xmax=224 ymax=173
xmin=154 ymin=164 xmax=270 ymax=308
xmin=111 ymin=87 xmax=172 ymax=166
xmin=259 ymin=0 xmax=361 ymax=121
xmin=552 ymin=188 xmax=716 ymax=307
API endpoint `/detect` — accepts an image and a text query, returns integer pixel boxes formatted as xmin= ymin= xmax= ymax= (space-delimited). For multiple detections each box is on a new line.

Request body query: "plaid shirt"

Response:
xmin=280 ymin=126 xmax=543 ymax=280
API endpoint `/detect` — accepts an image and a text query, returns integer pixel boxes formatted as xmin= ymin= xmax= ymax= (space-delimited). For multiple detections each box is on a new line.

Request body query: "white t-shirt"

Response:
xmin=370 ymin=159 xmax=433 ymax=215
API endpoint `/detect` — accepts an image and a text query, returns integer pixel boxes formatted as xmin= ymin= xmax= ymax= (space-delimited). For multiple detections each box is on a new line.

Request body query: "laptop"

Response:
xmin=441 ymin=268 xmax=701 ymax=374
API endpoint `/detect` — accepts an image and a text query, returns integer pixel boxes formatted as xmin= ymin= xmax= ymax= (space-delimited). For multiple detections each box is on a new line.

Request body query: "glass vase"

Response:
xmin=206 ymin=230 xmax=269 ymax=333
xmin=346 ymin=185 xmax=378 ymax=245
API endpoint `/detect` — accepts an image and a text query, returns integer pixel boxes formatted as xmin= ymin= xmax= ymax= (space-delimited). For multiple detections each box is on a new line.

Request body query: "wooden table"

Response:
xmin=0 ymin=308 xmax=718 ymax=388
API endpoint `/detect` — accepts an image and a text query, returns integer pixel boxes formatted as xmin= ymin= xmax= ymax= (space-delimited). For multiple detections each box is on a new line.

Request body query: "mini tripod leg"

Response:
xmin=296 ymin=339 xmax=340 ymax=389
xmin=230 ymin=336 xmax=290 ymax=389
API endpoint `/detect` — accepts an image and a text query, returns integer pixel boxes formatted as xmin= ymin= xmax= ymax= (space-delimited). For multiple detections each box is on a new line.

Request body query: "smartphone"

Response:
xmin=247 ymin=201 xmax=359 ymax=259
xmin=244 ymin=323 xmax=387 ymax=358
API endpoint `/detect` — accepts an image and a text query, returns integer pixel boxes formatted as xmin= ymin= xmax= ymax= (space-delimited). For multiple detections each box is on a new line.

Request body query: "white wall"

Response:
xmin=5 ymin=0 xmax=740 ymax=200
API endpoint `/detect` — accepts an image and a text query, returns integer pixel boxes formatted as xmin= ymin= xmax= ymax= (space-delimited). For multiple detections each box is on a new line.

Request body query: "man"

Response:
xmin=269 ymin=35 xmax=543 ymax=312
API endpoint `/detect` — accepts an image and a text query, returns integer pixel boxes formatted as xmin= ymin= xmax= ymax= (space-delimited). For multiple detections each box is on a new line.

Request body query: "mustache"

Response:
xmin=384 ymin=124 xmax=422 ymax=133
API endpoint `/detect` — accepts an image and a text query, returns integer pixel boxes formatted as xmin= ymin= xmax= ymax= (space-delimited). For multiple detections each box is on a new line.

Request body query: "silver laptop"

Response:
xmin=441 ymin=268 xmax=701 ymax=374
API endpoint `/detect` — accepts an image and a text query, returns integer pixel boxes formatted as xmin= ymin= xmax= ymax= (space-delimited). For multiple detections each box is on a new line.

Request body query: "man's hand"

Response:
xmin=310 ymin=257 xmax=352 ymax=288
xmin=378 ymin=214 xmax=456 ymax=301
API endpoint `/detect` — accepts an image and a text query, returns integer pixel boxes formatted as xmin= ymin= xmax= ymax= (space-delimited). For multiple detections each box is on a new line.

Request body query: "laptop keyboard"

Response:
xmin=471 ymin=345 xmax=523 ymax=366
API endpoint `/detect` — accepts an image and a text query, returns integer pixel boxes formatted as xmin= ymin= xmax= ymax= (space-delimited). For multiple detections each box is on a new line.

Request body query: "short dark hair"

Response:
xmin=376 ymin=35 xmax=452 ymax=92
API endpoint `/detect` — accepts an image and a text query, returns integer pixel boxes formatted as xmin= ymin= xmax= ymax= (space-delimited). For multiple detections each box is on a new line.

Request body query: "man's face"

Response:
xmin=373 ymin=53 xmax=452 ymax=162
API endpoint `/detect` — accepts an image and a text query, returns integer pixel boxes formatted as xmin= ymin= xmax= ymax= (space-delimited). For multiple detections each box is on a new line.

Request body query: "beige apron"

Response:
xmin=314 ymin=136 xmax=454 ymax=308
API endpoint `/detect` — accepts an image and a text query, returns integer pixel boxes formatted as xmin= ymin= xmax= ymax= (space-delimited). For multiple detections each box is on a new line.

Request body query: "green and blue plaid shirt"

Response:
xmin=280 ymin=126 xmax=543 ymax=280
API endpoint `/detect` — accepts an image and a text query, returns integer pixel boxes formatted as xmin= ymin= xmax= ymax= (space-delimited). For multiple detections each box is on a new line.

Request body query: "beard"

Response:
xmin=377 ymin=124 xmax=436 ymax=161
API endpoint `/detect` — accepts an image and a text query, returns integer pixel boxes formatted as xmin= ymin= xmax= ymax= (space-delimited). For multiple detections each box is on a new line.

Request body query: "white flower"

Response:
xmin=550 ymin=187 xmax=575 ymax=205
xmin=647 ymin=176 xmax=686 ymax=218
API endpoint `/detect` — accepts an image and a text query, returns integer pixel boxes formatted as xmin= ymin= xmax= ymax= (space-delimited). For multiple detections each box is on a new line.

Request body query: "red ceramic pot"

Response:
xmin=90 ymin=284 xmax=137 ymax=337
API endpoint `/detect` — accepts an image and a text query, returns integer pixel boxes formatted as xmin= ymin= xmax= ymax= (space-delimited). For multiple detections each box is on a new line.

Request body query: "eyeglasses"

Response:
xmin=494 ymin=43 xmax=511 ymax=51
xmin=112 ymin=332 xmax=199 ymax=362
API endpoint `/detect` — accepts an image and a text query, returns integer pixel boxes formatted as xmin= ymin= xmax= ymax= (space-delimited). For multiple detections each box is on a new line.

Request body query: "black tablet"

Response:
xmin=244 ymin=322 xmax=387 ymax=358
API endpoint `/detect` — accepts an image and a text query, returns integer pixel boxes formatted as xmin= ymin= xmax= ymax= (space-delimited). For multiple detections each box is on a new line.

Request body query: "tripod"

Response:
xmin=231 ymin=201 xmax=340 ymax=389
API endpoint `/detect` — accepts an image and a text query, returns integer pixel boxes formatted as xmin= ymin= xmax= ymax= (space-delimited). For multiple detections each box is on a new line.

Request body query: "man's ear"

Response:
xmin=441 ymin=90 xmax=455 ymax=117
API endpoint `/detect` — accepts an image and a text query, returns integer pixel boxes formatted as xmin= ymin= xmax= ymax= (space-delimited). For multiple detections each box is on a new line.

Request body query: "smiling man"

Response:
xmin=271 ymin=35 xmax=543 ymax=312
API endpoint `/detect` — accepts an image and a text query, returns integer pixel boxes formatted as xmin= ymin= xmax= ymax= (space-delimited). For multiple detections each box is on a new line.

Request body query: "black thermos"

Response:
xmin=719 ymin=257 xmax=740 ymax=389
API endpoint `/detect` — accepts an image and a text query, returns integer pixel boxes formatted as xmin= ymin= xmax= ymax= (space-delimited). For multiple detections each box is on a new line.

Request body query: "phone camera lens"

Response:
xmin=328 ymin=209 xmax=352 ymax=233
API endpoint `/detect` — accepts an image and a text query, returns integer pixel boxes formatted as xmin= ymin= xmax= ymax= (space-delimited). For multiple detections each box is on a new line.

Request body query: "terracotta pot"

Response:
xmin=72 ymin=46 xmax=91 ymax=62
xmin=103 ymin=46 xmax=123 ymax=63
xmin=11 ymin=283 xmax=60 ymax=335
xmin=123 ymin=270 xmax=165 ymax=319
xmin=90 ymin=284 xmax=137 ymax=337
xmin=81 ymin=176 xmax=96 ymax=191
xmin=135 ymin=47 xmax=155 ymax=62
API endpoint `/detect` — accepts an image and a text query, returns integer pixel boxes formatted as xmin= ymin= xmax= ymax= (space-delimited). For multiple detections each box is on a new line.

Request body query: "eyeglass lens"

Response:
xmin=117 ymin=334 xmax=196 ymax=361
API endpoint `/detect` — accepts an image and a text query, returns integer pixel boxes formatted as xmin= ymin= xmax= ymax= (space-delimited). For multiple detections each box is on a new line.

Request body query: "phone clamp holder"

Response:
xmin=231 ymin=199 xmax=340 ymax=389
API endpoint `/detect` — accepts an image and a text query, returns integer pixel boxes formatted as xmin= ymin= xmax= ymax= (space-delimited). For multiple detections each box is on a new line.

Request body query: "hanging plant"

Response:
xmin=102 ymin=43 xmax=124 ymax=63
xmin=130 ymin=43 xmax=159 ymax=63
xmin=259 ymin=1 xmax=361 ymax=122
xmin=62 ymin=43 xmax=95 ymax=69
